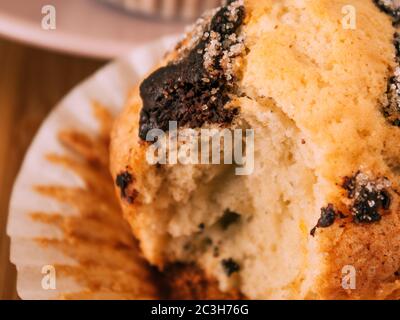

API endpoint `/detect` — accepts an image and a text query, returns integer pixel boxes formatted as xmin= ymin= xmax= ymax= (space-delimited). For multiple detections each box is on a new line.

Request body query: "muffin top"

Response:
xmin=137 ymin=0 xmax=400 ymax=187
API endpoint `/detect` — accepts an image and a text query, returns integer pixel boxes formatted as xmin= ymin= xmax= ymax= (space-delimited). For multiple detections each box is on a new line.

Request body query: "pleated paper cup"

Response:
xmin=100 ymin=0 xmax=223 ymax=20
xmin=7 ymin=35 xmax=179 ymax=300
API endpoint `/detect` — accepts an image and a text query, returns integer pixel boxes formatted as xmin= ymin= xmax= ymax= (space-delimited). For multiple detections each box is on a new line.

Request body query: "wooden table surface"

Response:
xmin=0 ymin=37 xmax=106 ymax=300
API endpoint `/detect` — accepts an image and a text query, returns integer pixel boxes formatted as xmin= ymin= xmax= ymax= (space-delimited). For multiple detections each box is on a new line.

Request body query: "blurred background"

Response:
xmin=0 ymin=0 xmax=222 ymax=300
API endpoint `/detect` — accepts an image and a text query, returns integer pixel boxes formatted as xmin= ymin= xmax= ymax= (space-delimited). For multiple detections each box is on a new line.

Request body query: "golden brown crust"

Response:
xmin=317 ymin=196 xmax=400 ymax=300
xmin=162 ymin=264 xmax=243 ymax=300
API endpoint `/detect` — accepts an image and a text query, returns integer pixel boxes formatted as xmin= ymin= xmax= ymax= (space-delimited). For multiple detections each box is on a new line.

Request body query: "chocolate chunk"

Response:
xmin=312 ymin=175 xmax=392 ymax=235
xmin=352 ymin=191 xmax=382 ymax=224
xmin=115 ymin=171 xmax=138 ymax=204
xmin=381 ymin=73 xmax=400 ymax=127
xmin=116 ymin=172 xmax=132 ymax=197
xmin=219 ymin=209 xmax=241 ymax=230
xmin=342 ymin=173 xmax=392 ymax=224
xmin=310 ymin=204 xmax=338 ymax=237
xmin=221 ymin=258 xmax=240 ymax=276
xmin=373 ymin=0 xmax=400 ymax=25
xmin=353 ymin=206 xmax=382 ymax=224
xmin=318 ymin=204 xmax=337 ymax=228
xmin=380 ymin=33 xmax=400 ymax=127
xmin=139 ymin=1 xmax=245 ymax=140
xmin=380 ymin=190 xmax=392 ymax=210
xmin=394 ymin=32 xmax=400 ymax=57
xmin=310 ymin=227 xmax=317 ymax=237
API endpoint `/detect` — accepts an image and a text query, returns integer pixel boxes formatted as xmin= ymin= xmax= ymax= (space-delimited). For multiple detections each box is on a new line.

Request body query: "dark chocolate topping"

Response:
xmin=381 ymin=74 xmax=400 ymax=127
xmin=394 ymin=32 xmax=400 ymax=57
xmin=343 ymin=173 xmax=391 ymax=224
xmin=381 ymin=33 xmax=400 ymax=127
xmin=375 ymin=2 xmax=400 ymax=126
xmin=381 ymin=34 xmax=400 ymax=127
xmin=139 ymin=0 xmax=245 ymax=140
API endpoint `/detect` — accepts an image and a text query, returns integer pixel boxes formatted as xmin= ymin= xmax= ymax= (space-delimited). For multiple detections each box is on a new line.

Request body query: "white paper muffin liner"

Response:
xmin=6 ymin=35 xmax=179 ymax=300
xmin=99 ymin=0 xmax=223 ymax=20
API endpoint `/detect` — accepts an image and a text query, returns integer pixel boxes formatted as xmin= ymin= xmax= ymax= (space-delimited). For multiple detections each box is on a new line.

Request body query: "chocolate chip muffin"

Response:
xmin=110 ymin=0 xmax=400 ymax=299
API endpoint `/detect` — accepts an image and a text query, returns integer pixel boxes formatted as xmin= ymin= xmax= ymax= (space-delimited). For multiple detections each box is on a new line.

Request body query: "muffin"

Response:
xmin=110 ymin=0 xmax=400 ymax=299
xmin=99 ymin=0 xmax=223 ymax=20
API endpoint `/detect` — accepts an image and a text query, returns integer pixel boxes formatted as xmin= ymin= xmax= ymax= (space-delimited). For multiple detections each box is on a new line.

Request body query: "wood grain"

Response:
xmin=0 ymin=37 xmax=105 ymax=300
